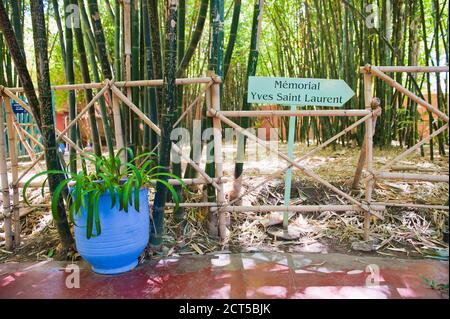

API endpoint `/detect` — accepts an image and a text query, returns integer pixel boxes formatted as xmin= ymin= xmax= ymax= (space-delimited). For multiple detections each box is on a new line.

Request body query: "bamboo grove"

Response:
xmin=0 ymin=0 xmax=448 ymax=250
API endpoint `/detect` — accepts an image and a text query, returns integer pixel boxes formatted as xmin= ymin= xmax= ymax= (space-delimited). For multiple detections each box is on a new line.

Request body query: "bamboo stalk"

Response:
xmin=166 ymin=177 xmax=228 ymax=186
xmin=6 ymin=77 xmax=220 ymax=92
xmin=17 ymin=180 xmax=48 ymax=188
xmin=123 ymin=0 xmax=132 ymax=118
xmin=216 ymin=109 xmax=372 ymax=117
xmin=0 ymin=207 xmax=38 ymax=220
xmin=51 ymin=0 xmax=67 ymax=72
xmin=176 ymin=0 xmax=208 ymax=76
xmin=114 ymin=77 xmax=220 ymax=87
xmin=352 ymin=98 xmax=381 ymax=190
xmin=150 ymin=0 xmax=178 ymax=248
xmin=352 ymin=139 xmax=367 ymax=190
xmin=18 ymin=177 xmax=228 ymax=188
xmin=360 ymin=66 xmax=449 ymax=73
xmin=16 ymin=204 xmax=49 ymax=209
xmin=141 ymin=0 xmax=157 ymax=152
xmin=0 ymin=95 xmax=13 ymax=250
xmin=390 ymin=165 xmax=449 ymax=173
xmin=73 ymin=6 xmax=102 ymax=156
xmin=147 ymin=0 xmax=163 ymax=118
xmin=204 ymin=77 xmax=217 ymax=226
xmin=374 ymin=172 xmax=449 ymax=183
xmin=214 ymin=204 xmax=385 ymax=213
xmin=211 ymin=80 xmax=227 ymax=241
xmin=373 ymin=202 xmax=449 ymax=210
xmin=112 ymin=92 xmax=126 ymax=164
xmin=114 ymin=0 xmax=121 ymax=80
xmin=7 ymin=83 xmax=104 ymax=92
xmin=166 ymin=202 xmax=220 ymax=208
xmin=4 ymin=96 xmax=20 ymax=246
xmin=56 ymin=129 xmax=84 ymax=154
xmin=28 ymin=78 xmax=72 ymax=216
xmin=367 ymin=64 xmax=449 ymax=122
xmin=363 ymin=73 xmax=374 ymax=241
xmin=223 ymin=0 xmax=241 ymax=80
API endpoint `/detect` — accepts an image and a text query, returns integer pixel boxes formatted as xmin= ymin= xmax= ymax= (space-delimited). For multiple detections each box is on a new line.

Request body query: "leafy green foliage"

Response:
xmin=23 ymin=148 xmax=185 ymax=239
xmin=422 ymin=276 xmax=449 ymax=292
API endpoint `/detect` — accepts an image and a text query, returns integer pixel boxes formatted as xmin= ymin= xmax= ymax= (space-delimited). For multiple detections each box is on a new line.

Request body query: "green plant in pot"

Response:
xmin=24 ymin=148 xmax=184 ymax=274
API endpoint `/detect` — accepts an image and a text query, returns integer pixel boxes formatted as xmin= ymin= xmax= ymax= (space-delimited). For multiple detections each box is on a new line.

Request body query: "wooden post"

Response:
xmin=363 ymin=73 xmax=373 ymax=241
xmin=283 ymin=105 xmax=297 ymax=230
xmin=0 ymin=95 xmax=13 ymax=250
xmin=112 ymin=90 xmax=126 ymax=164
xmin=211 ymin=76 xmax=228 ymax=241
xmin=352 ymin=100 xmax=380 ymax=189
xmin=4 ymin=96 xmax=20 ymax=246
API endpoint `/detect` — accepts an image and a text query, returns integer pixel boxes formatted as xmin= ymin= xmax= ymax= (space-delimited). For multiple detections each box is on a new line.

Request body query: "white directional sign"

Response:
xmin=247 ymin=76 xmax=355 ymax=107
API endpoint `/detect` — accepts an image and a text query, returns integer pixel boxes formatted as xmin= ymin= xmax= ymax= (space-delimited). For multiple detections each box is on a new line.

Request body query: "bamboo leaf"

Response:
xmin=86 ymin=191 xmax=94 ymax=239
xmin=134 ymin=180 xmax=140 ymax=212
xmin=94 ymin=191 xmax=101 ymax=236
xmin=51 ymin=178 xmax=71 ymax=221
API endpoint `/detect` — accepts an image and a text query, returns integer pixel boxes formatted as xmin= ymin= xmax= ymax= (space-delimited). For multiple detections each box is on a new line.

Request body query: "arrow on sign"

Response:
xmin=247 ymin=76 xmax=355 ymax=107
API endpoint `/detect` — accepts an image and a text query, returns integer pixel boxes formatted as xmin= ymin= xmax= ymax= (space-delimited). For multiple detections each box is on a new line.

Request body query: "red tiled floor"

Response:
xmin=0 ymin=253 xmax=448 ymax=299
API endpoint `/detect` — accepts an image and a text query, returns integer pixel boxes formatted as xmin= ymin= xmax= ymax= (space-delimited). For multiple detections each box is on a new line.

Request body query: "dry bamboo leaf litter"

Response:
xmin=1 ymin=145 xmax=448 ymax=262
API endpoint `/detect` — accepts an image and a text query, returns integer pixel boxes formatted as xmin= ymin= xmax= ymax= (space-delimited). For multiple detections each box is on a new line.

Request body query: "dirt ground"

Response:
xmin=0 ymin=143 xmax=448 ymax=264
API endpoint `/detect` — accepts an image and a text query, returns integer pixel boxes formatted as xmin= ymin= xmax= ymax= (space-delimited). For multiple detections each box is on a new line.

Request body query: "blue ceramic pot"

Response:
xmin=73 ymin=188 xmax=149 ymax=275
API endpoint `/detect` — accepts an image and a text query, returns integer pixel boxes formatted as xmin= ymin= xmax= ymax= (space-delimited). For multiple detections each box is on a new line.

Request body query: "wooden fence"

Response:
xmin=0 ymin=65 xmax=448 ymax=251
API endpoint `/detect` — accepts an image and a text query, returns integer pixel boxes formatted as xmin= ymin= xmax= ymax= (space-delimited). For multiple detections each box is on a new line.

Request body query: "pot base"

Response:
xmin=91 ymin=259 xmax=139 ymax=275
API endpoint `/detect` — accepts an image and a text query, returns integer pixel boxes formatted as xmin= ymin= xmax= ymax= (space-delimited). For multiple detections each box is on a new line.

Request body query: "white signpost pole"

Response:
xmin=283 ymin=105 xmax=296 ymax=231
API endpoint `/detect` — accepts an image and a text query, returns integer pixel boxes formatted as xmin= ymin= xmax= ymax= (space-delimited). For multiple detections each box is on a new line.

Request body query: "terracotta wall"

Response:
xmin=55 ymin=111 xmax=67 ymax=133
